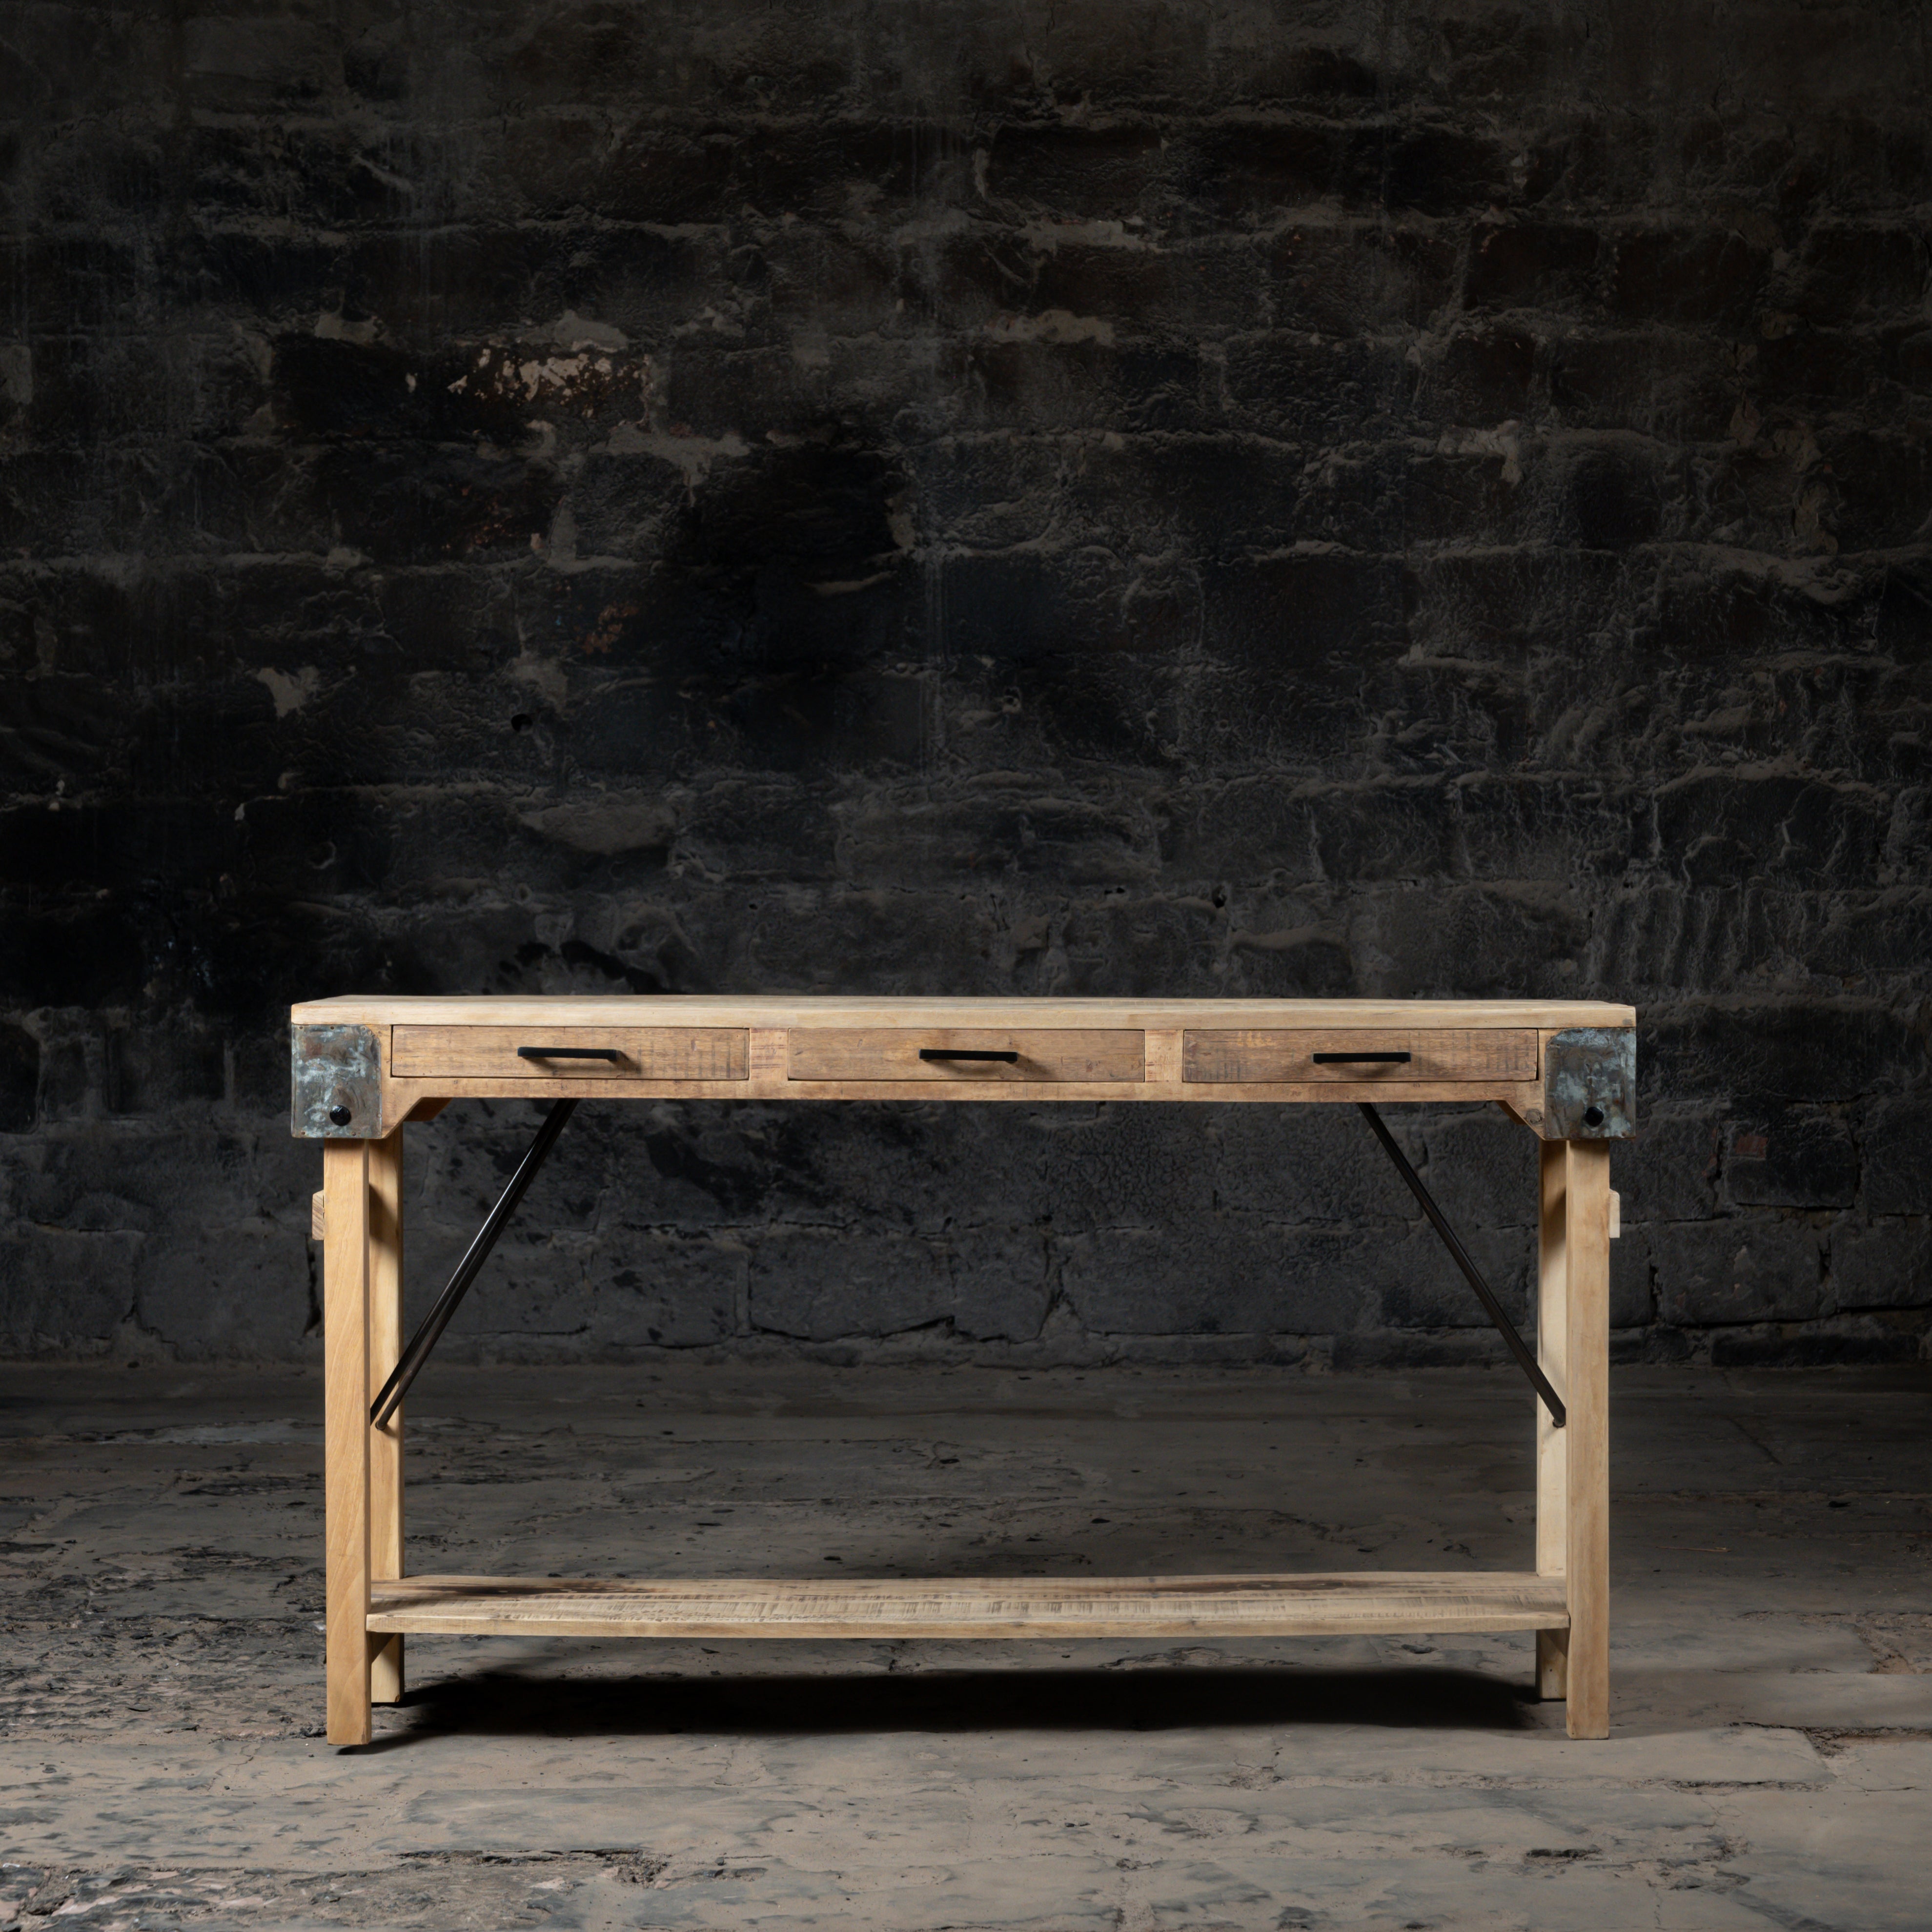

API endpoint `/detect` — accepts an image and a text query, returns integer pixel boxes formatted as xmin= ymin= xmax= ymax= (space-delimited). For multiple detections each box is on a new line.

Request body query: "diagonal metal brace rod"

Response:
xmin=370 ymin=1100 xmax=578 ymax=1428
xmin=1356 ymin=1102 xmax=1566 ymax=1428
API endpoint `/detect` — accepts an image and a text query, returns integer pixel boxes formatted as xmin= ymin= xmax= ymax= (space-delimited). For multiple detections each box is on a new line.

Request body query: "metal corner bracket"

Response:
xmin=292 ymin=1023 xmax=383 ymax=1139
xmin=1543 ymin=1027 xmax=1636 ymax=1140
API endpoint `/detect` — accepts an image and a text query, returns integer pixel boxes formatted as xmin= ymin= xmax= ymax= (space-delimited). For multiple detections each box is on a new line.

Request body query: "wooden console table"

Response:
xmin=292 ymin=996 xmax=1634 ymax=1746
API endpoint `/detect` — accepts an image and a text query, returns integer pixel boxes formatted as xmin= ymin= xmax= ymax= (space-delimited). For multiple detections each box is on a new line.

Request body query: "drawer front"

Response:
xmin=789 ymin=1029 xmax=1145 ymax=1083
xmin=391 ymin=1026 xmax=748 ymax=1080
xmin=1183 ymin=1029 xmax=1537 ymax=1084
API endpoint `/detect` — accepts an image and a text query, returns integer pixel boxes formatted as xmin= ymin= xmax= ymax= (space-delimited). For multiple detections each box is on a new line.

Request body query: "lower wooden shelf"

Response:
xmin=367 ymin=1571 xmax=1569 ymax=1642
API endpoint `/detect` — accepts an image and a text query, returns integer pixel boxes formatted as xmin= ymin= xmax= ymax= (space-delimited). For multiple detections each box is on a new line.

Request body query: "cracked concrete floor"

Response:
xmin=1 ymin=1361 xmax=1928 ymax=1931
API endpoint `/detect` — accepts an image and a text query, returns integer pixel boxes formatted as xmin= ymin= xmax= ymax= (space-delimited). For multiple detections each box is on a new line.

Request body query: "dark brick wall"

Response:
xmin=3 ymin=2 xmax=1930 ymax=1369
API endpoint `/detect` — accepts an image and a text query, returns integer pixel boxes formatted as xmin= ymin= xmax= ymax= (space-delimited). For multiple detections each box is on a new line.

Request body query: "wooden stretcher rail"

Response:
xmin=368 ymin=1571 xmax=1570 ymax=1641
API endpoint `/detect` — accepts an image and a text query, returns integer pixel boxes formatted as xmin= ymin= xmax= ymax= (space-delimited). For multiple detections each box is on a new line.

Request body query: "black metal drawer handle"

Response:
xmin=919 ymin=1048 xmax=1019 ymax=1063
xmin=1311 ymin=1051 xmax=1412 ymax=1064
xmin=516 ymin=1045 xmax=624 ymax=1062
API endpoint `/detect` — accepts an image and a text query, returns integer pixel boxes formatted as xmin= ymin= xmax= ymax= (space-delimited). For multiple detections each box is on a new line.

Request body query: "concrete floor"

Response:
xmin=1 ymin=1361 xmax=1927 ymax=1931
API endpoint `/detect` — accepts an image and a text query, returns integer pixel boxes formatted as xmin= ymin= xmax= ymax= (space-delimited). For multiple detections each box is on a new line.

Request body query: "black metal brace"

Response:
xmin=1356 ymin=1102 xmax=1566 ymax=1428
xmin=369 ymin=1099 xmax=577 ymax=1428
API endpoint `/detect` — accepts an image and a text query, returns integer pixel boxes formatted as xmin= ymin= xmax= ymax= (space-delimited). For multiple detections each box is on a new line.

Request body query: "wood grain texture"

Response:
xmin=296 ymin=994 xmax=1635 ymax=1031
xmin=1564 ymin=1139 xmax=1613 ymax=1739
xmin=1184 ymin=1029 xmax=1538 ymax=1083
xmin=788 ymin=1028 xmax=1144 ymax=1083
xmin=1536 ymin=1137 xmax=1569 ymax=1704
xmin=365 ymin=1129 xmax=405 ymax=1708
xmin=310 ymin=1190 xmax=325 ymax=1241
xmin=368 ymin=1571 xmax=1570 ymax=1640
xmin=322 ymin=1140 xmax=372 ymax=1748
xmin=383 ymin=1076 xmax=1552 ymax=1111
xmin=390 ymin=1025 xmax=747 ymax=1080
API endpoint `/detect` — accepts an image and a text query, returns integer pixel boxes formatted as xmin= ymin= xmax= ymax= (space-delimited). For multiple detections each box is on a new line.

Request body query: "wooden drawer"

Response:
xmin=1183 ymin=1029 xmax=1537 ymax=1084
xmin=390 ymin=1026 xmax=748 ymax=1080
xmin=788 ymin=1029 xmax=1145 ymax=1083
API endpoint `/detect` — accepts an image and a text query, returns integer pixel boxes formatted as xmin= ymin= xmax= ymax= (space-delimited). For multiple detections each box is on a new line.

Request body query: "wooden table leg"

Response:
xmin=1535 ymin=1139 xmax=1568 ymax=1703
xmin=367 ymin=1128 xmax=405 ymax=1706
xmin=1563 ymin=1138 xmax=1612 ymax=1739
xmin=324 ymin=1138 xmax=374 ymax=1747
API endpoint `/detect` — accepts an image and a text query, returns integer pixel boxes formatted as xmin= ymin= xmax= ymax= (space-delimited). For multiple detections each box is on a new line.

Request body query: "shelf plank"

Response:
xmin=368 ymin=1571 xmax=1568 ymax=1641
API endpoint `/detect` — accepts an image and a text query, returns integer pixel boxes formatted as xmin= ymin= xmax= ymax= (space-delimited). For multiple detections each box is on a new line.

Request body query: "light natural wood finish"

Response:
xmin=368 ymin=1571 xmax=1570 ymax=1641
xmin=390 ymin=1025 xmax=747 ymax=1080
xmin=788 ymin=1028 xmax=1144 ymax=1083
xmin=1535 ymin=1139 xmax=1569 ymax=1704
xmin=383 ymin=1075 xmax=1551 ymax=1112
xmin=310 ymin=1191 xmax=325 ymax=1241
xmin=322 ymin=1140 xmax=373 ymax=1748
xmin=366 ymin=1130 xmax=405 ymax=1707
xmin=1142 ymin=1029 xmax=1183 ymax=1088
xmin=1564 ymin=1139 xmax=1613 ymax=1739
xmin=1184 ymin=1029 xmax=1537 ymax=1084
xmin=302 ymin=990 xmax=1632 ymax=1743
xmin=1609 ymin=1189 xmax=1621 ymax=1240
xmin=297 ymin=994 xmax=1634 ymax=1032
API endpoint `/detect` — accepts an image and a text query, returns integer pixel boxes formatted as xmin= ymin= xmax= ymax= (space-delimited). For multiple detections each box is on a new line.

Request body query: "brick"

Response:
xmin=1218 ymin=333 xmax=1408 ymax=439
xmin=1159 ymin=779 xmax=1320 ymax=883
xmin=1616 ymin=1115 xmax=1722 ymax=1222
xmin=1609 ymin=1221 xmax=1655 ymax=1329
xmin=1179 ymin=119 xmax=1347 ymax=220
xmin=1608 ymin=230 xmax=1769 ymax=327
xmin=1861 ymin=1099 xmax=1932 ymax=1215
xmin=1265 ymin=225 xmax=1458 ymax=333
xmin=1350 ymin=883 xmax=1590 ymax=1001
xmin=1791 ymin=225 xmax=1929 ymax=321
xmin=1654 ymin=1219 xmax=1824 ymax=1325
xmin=1451 ymin=774 xmax=1641 ymax=881
xmin=1421 ymin=1113 xmax=1539 ymax=1232
xmin=1206 ymin=1104 xmax=1419 ymax=1224
xmin=1420 ymin=325 xmax=1537 ymax=425
xmin=1047 ymin=892 xmax=1218 ymax=993
xmin=1052 ymin=433 xmax=1306 ymax=561
xmin=1709 ymin=1319 xmax=1922 ymax=1367
xmin=584 ymin=1235 xmax=743 ymax=1348
xmin=0 ymin=1023 xmax=36 ymax=1133
xmin=1546 ymin=329 xmax=1737 ymax=439
xmin=1822 ymin=428 xmax=1932 ymax=553
xmin=1464 ymin=222 xmax=1600 ymax=310
xmin=1830 ymin=1218 xmax=1932 ymax=1311
xmin=1549 ymin=440 xmax=1668 ymax=550
xmin=1200 ymin=552 xmax=1403 ymax=669
xmin=0 ymin=1228 xmax=141 ymax=1350
xmin=1377 ymin=1225 xmax=1533 ymax=1328
xmin=1305 ymin=779 xmax=1459 ymax=884
xmin=834 ymin=785 xmax=1158 ymax=889
xmin=749 ymin=1226 xmax=1039 ymax=1342
xmin=1725 ymin=1111 xmax=1858 ymax=1210
xmin=1372 ymin=126 xmax=1518 ymax=216
xmin=137 ymin=1221 xmax=315 ymax=1358
xmin=106 ymin=1025 xmax=225 ymax=1114
xmin=1645 ymin=999 xmax=1928 ymax=1108
xmin=1060 ymin=1224 xmax=1377 ymax=1335
xmin=982 ymin=122 xmax=1172 ymax=217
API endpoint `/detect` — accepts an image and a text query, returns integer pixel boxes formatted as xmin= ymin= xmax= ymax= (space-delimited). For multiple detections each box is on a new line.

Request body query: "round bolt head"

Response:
xmin=328 ymin=1104 xmax=352 ymax=1126
xmin=1582 ymin=1104 xmax=1605 ymax=1128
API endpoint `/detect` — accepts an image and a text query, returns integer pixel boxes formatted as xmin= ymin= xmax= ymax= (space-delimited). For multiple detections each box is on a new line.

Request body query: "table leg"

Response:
xmin=324 ymin=1138 xmax=373 ymax=1747
xmin=1563 ymin=1138 xmax=1612 ymax=1739
xmin=1535 ymin=1139 xmax=1568 ymax=1702
xmin=367 ymin=1128 xmax=405 ymax=1705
